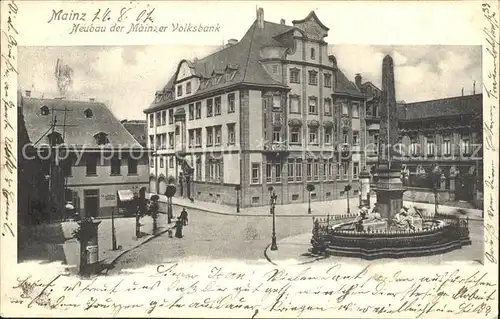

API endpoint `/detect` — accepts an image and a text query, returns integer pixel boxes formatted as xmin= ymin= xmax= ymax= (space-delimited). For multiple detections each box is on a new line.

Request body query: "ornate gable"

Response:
xmin=176 ymin=60 xmax=196 ymax=82
xmin=292 ymin=11 xmax=329 ymax=41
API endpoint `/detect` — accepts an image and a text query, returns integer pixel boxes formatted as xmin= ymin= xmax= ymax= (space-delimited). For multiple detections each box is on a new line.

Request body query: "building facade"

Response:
xmin=18 ymin=92 xmax=149 ymax=223
xmin=358 ymin=78 xmax=483 ymax=205
xmin=144 ymin=9 xmax=367 ymax=207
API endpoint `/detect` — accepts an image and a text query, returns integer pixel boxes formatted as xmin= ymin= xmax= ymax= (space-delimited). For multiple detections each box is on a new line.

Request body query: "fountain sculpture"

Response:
xmin=310 ymin=55 xmax=471 ymax=259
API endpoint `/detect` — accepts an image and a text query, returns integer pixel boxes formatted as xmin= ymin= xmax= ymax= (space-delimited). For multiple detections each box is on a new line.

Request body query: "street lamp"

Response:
xmin=344 ymin=184 xmax=352 ymax=214
xmin=268 ymin=186 xmax=278 ymax=251
xmin=268 ymin=186 xmax=274 ymax=214
xmin=235 ymin=185 xmax=241 ymax=213
xmin=306 ymin=183 xmax=315 ymax=214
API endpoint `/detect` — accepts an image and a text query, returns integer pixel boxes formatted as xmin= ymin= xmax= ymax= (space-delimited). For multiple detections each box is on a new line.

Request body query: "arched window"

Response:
xmin=84 ymin=108 xmax=93 ymax=118
xmin=93 ymin=132 xmax=109 ymax=145
xmin=40 ymin=105 xmax=50 ymax=116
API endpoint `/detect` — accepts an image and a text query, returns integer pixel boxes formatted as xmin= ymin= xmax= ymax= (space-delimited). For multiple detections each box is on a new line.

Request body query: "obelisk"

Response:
xmin=373 ymin=55 xmax=406 ymax=221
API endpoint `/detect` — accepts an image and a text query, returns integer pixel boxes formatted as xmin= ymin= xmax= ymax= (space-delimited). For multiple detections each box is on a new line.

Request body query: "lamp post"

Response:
xmin=235 ymin=185 xmax=241 ymax=213
xmin=306 ymin=183 xmax=315 ymax=214
xmin=268 ymin=186 xmax=278 ymax=251
xmin=344 ymin=184 xmax=352 ymax=214
xmin=165 ymin=184 xmax=177 ymax=224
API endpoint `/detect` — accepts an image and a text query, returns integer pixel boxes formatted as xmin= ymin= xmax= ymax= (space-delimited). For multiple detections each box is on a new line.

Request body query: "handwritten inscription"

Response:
xmin=7 ymin=264 xmax=498 ymax=317
xmin=482 ymin=2 xmax=499 ymax=266
xmin=0 ymin=0 xmax=18 ymax=238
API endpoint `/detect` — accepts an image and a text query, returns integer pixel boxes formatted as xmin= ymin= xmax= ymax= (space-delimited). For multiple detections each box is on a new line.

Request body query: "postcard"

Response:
xmin=1 ymin=1 xmax=498 ymax=318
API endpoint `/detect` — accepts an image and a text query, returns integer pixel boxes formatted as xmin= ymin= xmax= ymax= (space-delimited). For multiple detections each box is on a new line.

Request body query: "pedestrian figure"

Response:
xmin=149 ymin=195 xmax=160 ymax=234
xmin=174 ymin=217 xmax=183 ymax=238
xmin=180 ymin=208 xmax=188 ymax=226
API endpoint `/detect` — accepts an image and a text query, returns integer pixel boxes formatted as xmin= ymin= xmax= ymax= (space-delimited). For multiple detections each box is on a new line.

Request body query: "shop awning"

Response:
xmin=117 ymin=190 xmax=134 ymax=202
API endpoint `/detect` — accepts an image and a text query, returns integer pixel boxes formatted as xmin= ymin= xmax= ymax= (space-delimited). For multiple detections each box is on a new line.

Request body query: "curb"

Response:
xmin=103 ymin=226 xmax=171 ymax=275
xmin=172 ymin=203 xmax=484 ymax=221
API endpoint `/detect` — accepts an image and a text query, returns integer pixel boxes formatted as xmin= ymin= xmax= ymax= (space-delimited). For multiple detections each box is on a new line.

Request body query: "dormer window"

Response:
xmin=94 ymin=132 xmax=110 ymax=145
xmin=84 ymin=108 xmax=93 ymax=118
xmin=47 ymin=132 xmax=63 ymax=146
xmin=177 ymin=85 xmax=182 ymax=97
xmin=186 ymin=82 xmax=192 ymax=94
xmin=40 ymin=105 xmax=50 ymax=116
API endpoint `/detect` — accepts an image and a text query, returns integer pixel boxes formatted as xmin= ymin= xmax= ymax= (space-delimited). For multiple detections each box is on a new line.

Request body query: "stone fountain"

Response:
xmin=310 ymin=55 xmax=471 ymax=259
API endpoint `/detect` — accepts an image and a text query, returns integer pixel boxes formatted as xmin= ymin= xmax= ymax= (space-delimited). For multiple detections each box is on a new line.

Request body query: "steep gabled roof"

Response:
xmin=122 ymin=120 xmax=147 ymax=147
xmin=292 ymin=11 xmax=330 ymax=31
xmin=397 ymin=94 xmax=482 ymax=120
xmin=333 ymin=70 xmax=365 ymax=98
xmin=22 ymin=97 xmax=142 ymax=149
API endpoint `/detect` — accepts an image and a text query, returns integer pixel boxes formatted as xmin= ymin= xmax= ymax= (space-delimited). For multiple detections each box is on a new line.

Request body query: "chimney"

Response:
xmin=121 ymin=119 xmax=128 ymax=124
xmin=89 ymin=98 xmax=95 ymax=102
xmin=227 ymin=39 xmax=238 ymax=46
xmin=256 ymin=7 xmax=264 ymax=29
xmin=280 ymin=19 xmax=285 ymax=25
xmin=355 ymin=73 xmax=362 ymax=88
xmin=25 ymin=90 xmax=31 ymax=97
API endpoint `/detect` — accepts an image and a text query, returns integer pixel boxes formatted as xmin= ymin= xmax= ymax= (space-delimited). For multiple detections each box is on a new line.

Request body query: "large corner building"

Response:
xmin=144 ymin=9 xmax=366 ymax=207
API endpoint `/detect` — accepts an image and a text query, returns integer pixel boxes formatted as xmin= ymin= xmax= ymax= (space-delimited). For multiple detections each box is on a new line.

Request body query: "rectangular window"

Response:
xmin=195 ymin=102 xmax=202 ymax=119
xmin=111 ymin=157 xmax=121 ymax=175
xmin=227 ymin=123 xmax=236 ymax=145
xmin=266 ymin=163 xmax=272 ymax=183
xmin=324 ymin=73 xmax=332 ymax=88
xmin=427 ymin=138 xmax=435 ymax=156
xmin=343 ymin=133 xmax=349 ymax=144
xmin=214 ymin=96 xmax=221 ymax=115
xmin=128 ymin=158 xmax=138 ymax=175
xmin=149 ymin=114 xmax=154 ymax=128
xmin=272 ymin=65 xmax=278 ymax=74
xmin=206 ymin=127 xmax=213 ymax=146
xmin=308 ymin=98 xmax=317 ymax=114
xmin=290 ymin=69 xmax=300 ymax=83
xmin=275 ymin=163 xmax=282 ymax=183
xmin=251 ymin=163 xmax=260 ymax=184
xmin=324 ymin=99 xmax=332 ymax=115
xmin=290 ymin=127 xmax=300 ymax=144
xmin=214 ymin=125 xmax=222 ymax=145
xmin=306 ymin=161 xmax=313 ymax=181
xmin=207 ymin=99 xmax=213 ymax=117
xmin=177 ymin=85 xmax=182 ymax=97
xmin=168 ymin=132 xmax=174 ymax=149
xmin=273 ymin=127 xmax=281 ymax=142
xmin=168 ymin=109 xmax=174 ymax=124
xmin=186 ymin=82 xmax=191 ymax=94
xmin=169 ymin=156 xmax=174 ymax=168
xmin=228 ymin=93 xmax=235 ymax=113
xmin=342 ymin=103 xmax=349 ymax=115
xmin=313 ymin=160 xmax=319 ymax=181
xmin=150 ymin=158 xmax=154 ymax=168
xmin=309 ymin=128 xmax=318 ymax=144
xmin=308 ymin=71 xmax=318 ymax=86
xmin=161 ymin=110 xmax=167 ymax=126
xmin=296 ymin=160 xmax=302 ymax=181
xmin=288 ymin=159 xmax=295 ymax=182
xmin=160 ymin=157 xmax=164 ymax=168
xmin=443 ymin=138 xmax=451 ymax=155
xmin=188 ymin=104 xmax=194 ymax=120
xmin=290 ymin=95 xmax=300 ymax=113
xmin=156 ymin=112 xmax=161 ymax=127
xmin=342 ymin=162 xmax=348 ymax=180
xmin=188 ymin=129 xmax=194 ymax=147
xmin=324 ymin=128 xmax=332 ymax=144
xmin=336 ymin=164 xmax=340 ymax=180
xmin=86 ymin=155 xmax=97 ymax=176
xmin=353 ymin=131 xmax=359 ymax=145
xmin=195 ymin=159 xmax=202 ymax=181
xmin=195 ymin=128 xmax=201 ymax=147
xmin=411 ymin=140 xmax=418 ymax=156
xmin=461 ymin=137 xmax=470 ymax=154
xmin=272 ymin=95 xmax=281 ymax=111
xmin=149 ymin=135 xmax=154 ymax=149
xmin=352 ymin=103 xmax=359 ymax=118
xmin=353 ymin=163 xmax=359 ymax=179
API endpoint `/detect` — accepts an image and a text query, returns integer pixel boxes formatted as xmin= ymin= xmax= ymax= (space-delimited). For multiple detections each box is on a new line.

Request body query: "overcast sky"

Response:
xmin=18 ymin=8 xmax=481 ymax=121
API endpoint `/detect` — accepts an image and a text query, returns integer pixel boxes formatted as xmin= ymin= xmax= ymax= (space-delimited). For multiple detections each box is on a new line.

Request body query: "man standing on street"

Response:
xmin=180 ymin=208 xmax=188 ymax=226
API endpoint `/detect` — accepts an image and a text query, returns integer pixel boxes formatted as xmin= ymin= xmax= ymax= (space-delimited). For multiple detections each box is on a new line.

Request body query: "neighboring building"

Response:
xmin=144 ymin=8 xmax=366 ymax=207
xmin=18 ymin=92 xmax=149 ymax=222
xmin=122 ymin=119 xmax=148 ymax=147
xmin=357 ymin=76 xmax=483 ymax=204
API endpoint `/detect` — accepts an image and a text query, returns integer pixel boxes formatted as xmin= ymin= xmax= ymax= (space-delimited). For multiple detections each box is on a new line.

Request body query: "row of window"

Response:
xmin=289 ymin=69 xmax=332 ymax=87
xmin=409 ymin=138 xmax=471 ymax=156
xmin=151 ymin=156 xmax=175 ymax=169
xmin=251 ymin=161 xmax=360 ymax=184
xmin=80 ymin=157 xmax=138 ymax=176
xmin=188 ymin=123 xmax=236 ymax=147
xmin=176 ymin=81 xmax=192 ymax=97
xmin=150 ymin=133 xmax=175 ymax=150
xmin=150 ymin=109 xmax=174 ymax=128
